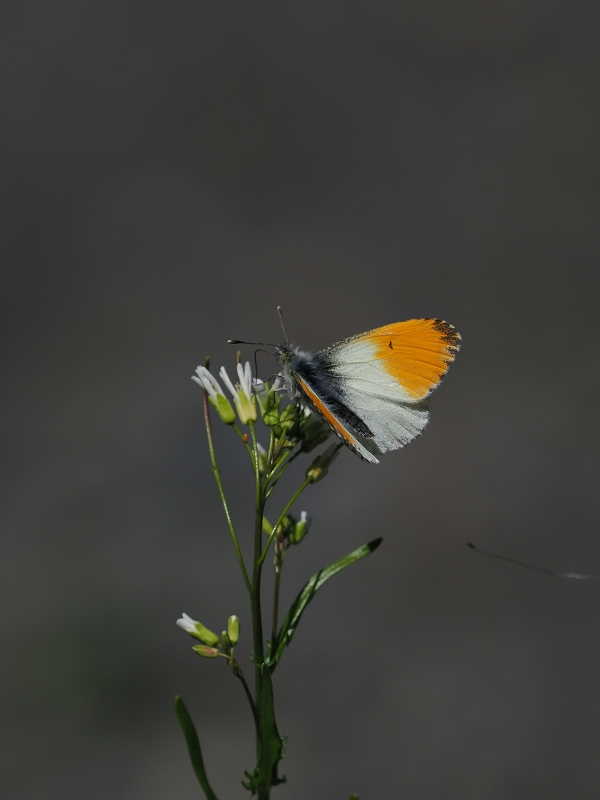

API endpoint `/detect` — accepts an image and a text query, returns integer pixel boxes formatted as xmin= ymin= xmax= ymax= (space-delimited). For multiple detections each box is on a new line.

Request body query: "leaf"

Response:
xmin=268 ymin=537 xmax=382 ymax=670
xmin=174 ymin=696 xmax=220 ymax=800
xmin=242 ymin=666 xmax=286 ymax=794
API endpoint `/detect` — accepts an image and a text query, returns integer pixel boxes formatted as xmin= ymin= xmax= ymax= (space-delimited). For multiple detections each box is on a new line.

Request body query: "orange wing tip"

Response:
xmin=365 ymin=318 xmax=461 ymax=400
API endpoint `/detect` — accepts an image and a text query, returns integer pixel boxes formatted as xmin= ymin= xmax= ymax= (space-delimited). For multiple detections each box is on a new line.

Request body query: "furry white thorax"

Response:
xmin=275 ymin=344 xmax=314 ymax=398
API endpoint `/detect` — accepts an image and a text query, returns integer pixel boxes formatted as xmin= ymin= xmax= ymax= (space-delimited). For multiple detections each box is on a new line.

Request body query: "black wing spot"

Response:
xmin=389 ymin=340 xmax=393 ymax=349
xmin=432 ymin=319 xmax=461 ymax=349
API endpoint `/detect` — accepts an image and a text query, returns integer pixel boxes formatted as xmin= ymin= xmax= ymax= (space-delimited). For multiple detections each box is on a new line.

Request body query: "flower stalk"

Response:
xmin=175 ymin=360 xmax=382 ymax=799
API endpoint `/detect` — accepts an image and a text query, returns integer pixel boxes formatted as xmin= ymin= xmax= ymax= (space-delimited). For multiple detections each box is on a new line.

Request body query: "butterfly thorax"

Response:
xmin=276 ymin=345 xmax=331 ymax=397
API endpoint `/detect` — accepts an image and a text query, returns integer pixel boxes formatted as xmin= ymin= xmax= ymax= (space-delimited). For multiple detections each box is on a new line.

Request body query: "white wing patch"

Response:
xmin=349 ymin=393 xmax=429 ymax=453
xmin=328 ymin=339 xmax=417 ymax=404
xmin=326 ymin=338 xmax=430 ymax=453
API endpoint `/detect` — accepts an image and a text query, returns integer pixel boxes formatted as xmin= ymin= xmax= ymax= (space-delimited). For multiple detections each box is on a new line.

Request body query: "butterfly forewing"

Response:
xmin=323 ymin=318 xmax=460 ymax=402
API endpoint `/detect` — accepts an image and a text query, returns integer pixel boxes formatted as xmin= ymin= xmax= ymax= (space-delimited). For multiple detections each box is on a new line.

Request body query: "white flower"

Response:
xmin=218 ymin=365 xmax=237 ymax=397
xmin=237 ymin=361 xmax=253 ymax=402
xmin=218 ymin=362 xmax=257 ymax=425
xmin=192 ymin=366 xmax=217 ymax=399
xmin=191 ymin=367 xmax=236 ymax=424
xmin=176 ymin=612 xmax=197 ymax=634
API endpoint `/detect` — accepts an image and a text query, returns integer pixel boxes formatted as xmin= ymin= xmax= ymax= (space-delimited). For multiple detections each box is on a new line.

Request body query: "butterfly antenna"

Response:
xmin=277 ymin=305 xmax=289 ymax=346
xmin=228 ymin=339 xmax=277 ymax=347
xmin=252 ymin=348 xmax=275 ymax=376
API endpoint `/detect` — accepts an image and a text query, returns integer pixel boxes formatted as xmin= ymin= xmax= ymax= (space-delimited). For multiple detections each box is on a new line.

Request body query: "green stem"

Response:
xmin=265 ymin=446 xmax=293 ymax=485
xmin=233 ymin=423 xmax=255 ymax=463
xmin=230 ymin=659 xmax=259 ymax=734
xmin=260 ymin=478 xmax=312 ymax=565
xmin=264 ymin=447 xmax=303 ymax=498
xmin=203 ymin=388 xmax=252 ymax=593
xmin=249 ymin=422 xmax=266 ymax=758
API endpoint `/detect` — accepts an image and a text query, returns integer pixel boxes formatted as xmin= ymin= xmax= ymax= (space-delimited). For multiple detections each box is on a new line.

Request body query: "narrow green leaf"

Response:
xmin=256 ymin=665 xmax=285 ymax=791
xmin=174 ymin=696 xmax=220 ymax=800
xmin=242 ymin=666 xmax=286 ymax=794
xmin=268 ymin=537 xmax=382 ymax=669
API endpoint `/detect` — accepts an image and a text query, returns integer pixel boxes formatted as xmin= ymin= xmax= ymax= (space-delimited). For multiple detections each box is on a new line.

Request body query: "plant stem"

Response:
xmin=260 ymin=478 xmax=312 ymax=565
xmin=231 ymin=661 xmax=259 ymax=734
xmin=249 ymin=422 xmax=266 ymax=761
xmin=266 ymin=447 xmax=302 ymax=491
xmin=232 ymin=423 xmax=255 ymax=462
xmin=203 ymin=386 xmax=252 ymax=593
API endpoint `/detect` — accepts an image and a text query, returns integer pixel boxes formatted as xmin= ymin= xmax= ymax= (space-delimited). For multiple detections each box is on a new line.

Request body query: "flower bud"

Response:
xmin=257 ymin=443 xmax=268 ymax=475
xmin=192 ymin=645 xmax=221 ymax=658
xmin=255 ymin=381 xmax=280 ymax=427
xmin=176 ymin=613 xmax=220 ymax=646
xmin=278 ymin=514 xmax=294 ymax=536
xmin=227 ymin=615 xmax=240 ymax=645
xmin=275 ymin=405 xmax=298 ymax=436
xmin=305 ymin=443 xmax=343 ymax=483
xmin=290 ymin=511 xmax=312 ymax=544
xmin=220 ymin=630 xmax=232 ymax=652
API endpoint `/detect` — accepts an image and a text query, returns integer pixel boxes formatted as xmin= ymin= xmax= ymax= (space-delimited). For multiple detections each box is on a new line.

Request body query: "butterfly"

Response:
xmin=231 ymin=316 xmax=460 ymax=464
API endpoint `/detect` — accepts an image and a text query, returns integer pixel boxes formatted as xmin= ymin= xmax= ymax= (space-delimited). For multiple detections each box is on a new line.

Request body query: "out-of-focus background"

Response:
xmin=2 ymin=1 xmax=600 ymax=798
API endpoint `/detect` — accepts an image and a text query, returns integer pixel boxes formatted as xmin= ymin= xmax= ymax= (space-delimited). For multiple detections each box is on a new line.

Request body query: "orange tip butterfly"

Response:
xmin=230 ymin=315 xmax=460 ymax=464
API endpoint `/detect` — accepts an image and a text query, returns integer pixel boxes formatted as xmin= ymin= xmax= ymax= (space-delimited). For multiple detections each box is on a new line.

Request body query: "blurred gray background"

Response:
xmin=2 ymin=1 xmax=600 ymax=798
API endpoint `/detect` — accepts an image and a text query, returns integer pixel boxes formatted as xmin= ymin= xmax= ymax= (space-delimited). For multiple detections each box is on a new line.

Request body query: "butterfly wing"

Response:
xmin=292 ymin=372 xmax=381 ymax=463
xmin=319 ymin=318 xmax=460 ymax=454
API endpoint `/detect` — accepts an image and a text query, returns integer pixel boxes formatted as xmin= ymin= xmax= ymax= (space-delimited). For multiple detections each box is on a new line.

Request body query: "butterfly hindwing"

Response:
xmin=293 ymin=374 xmax=380 ymax=463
